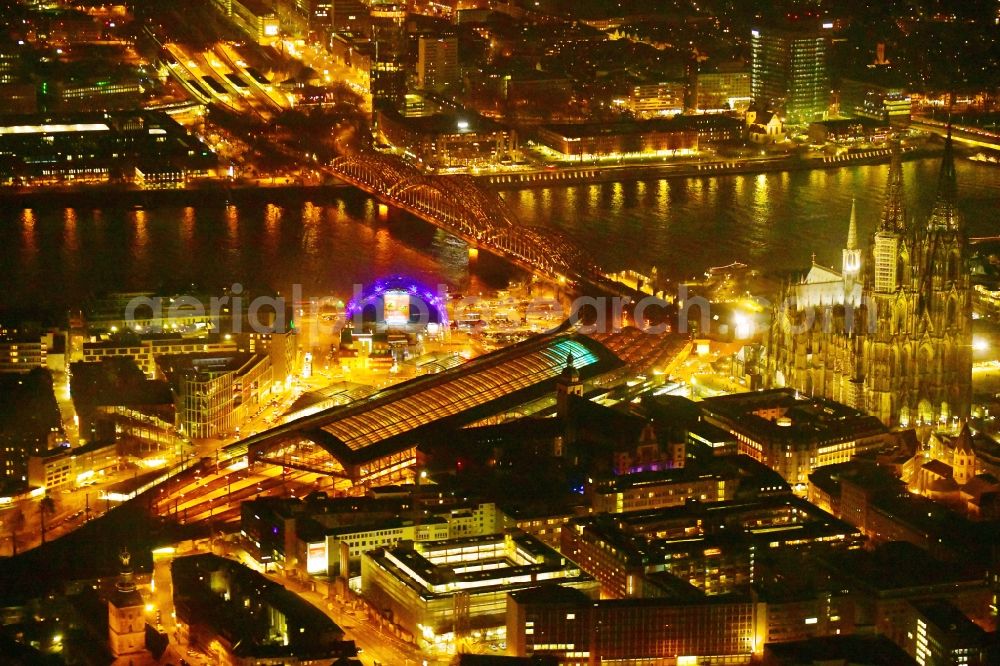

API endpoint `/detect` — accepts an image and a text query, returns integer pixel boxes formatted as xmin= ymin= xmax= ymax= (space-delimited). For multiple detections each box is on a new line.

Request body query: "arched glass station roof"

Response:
xmin=245 ymin=334 xmax=622 ymax=471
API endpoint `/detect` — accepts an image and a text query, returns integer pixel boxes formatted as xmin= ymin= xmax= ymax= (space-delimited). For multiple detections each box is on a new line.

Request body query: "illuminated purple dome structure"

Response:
xmin=346 ymin=276 xmax=448 ymax=332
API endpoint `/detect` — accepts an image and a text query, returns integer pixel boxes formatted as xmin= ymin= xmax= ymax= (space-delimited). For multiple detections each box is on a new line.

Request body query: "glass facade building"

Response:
xmin=370 ymin=3 xmax=407 ymax=109
xmin=751 ymin=24 xmax=830 ymax=124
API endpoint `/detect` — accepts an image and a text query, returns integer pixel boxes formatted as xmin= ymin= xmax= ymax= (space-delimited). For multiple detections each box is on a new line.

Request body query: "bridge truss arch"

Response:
xmin=329 ymin=151 xmax=606 ymax=284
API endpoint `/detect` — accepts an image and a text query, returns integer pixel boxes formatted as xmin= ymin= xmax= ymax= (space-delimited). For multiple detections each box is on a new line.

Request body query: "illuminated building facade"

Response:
xmin=697 ymin=67 xmax=752 ymax=112
xmin=536 ymin=120 xmax=698 ymax=159
xmin=840 ymin=75 xmax=911 ymax=123
xmin=751 ymin=23 xmax=830 ymax=123
xmin=0 ymin=336 xmax=47 ymax=373
xmin=27 ymin=439 xmax=122 ymax=492
xmin=361 ymin=531 xmax=597 ymax=645
xmin=699 ymin=389 xmax=890 ymax=486
xmin=160 ymin=352 xmax=272 ymax=439
xmin=212 ymin=0 xmax=281 ymax=44
xmin=330 ymin=0 xmax=368 ymax=35
xmin=296 ymin=502 xmax=503 ymax=577
xmin=627 ymin=80 xmax=686 ymax=117
xmin=0 ymin=111 xmax=214 ymax=185
xmin=376 ymin=106 xmax=516 ymax=169
xmin=370 ymin=3 xmax=407 ymax=109
xmin=27 ymin=445 xmax=73 ymax=490
xmin=134 ymin=163 xmax=185 ymax=189
xmin=807 ymin=119 xmax=891 ymax=145
xmin=417 ymin=33 xmax=459 ymax=92
xmin=821 ymin=543 xmax=994 ymax=654
xmin=907 ymin=601 xmax=989 ymax=666
xmin=766 ymin=138 xmax=973 ymax=428
xmin=0 ymin=82 xmax=39 ymax=114
xmin=507 ymin=585 xmax=755 ymax=665
xmin=588 ymin=455 xmax=789 ymax=514
xmin=80 ymin=332 xmax=292 ymax=391
xmin=50 ymin=80 xmax=145 ymax=112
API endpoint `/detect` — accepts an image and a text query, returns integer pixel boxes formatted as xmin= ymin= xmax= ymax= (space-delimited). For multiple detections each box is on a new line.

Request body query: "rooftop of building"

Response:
xmin=762 ymin=634 xmax=916 ymax=666
xmin=922 ymin=458 xmax=954 ymax=478
xmin=379 ymin=105 xmax=506 ymax=136
xmin=172 ymin=554 xmax=349 ymax=659
xmin=701 ymin=388 xmax=887 ymax=446
xmin=368 ymin=531 xmax=589 ymax=598
xmin=81 ymin=331 xmax=237 ymax=350
xmin=641 ymin=394 xmax=703 ymax=427
xmin=841 ymin=65 xmax=909 ymax=90
xmin=686 ymin=419 xmax=736 ymax=444
xmin=322 ymin=515 xmax=447 ymax=540
xmin=29 ymin=443 xmax=71 ymax=460
xmin=866 ymin=490 xmax=995 ymax=561
xmin=809 ymin=118 xmax=891 ymax=130
xmin=566 ymin=394 xmax=648 ymax=445
xmin=594 ymin=454 xmax=789 ymax=495
xmin=509 ymin=584 xmax=591 ymax=606
xmin=572 ymin=494 xmax=859 ymax=564
xmin=751 ymin=19 xmax=834 ymax=37
xmin=69 ymin=360 xmax=174 ymax=407
xmin=157 ymin=351 xmax=265 ymax=379
xmin=642 ymin=571 xmax=708 ymax=600
xmin=807 ymin=459 xmax=906 ymax=498
xmin=244 ymin=494 xmax=499 ymax=540
xmin=0 ymin=110 xmax=191 ymax=137
xmin=287 ymin=381 xmax=378 ymax=414
xmin=818 ymin=542 xmax=985 ymax=594
xmin=912 ymin=600 xmax=989 ymax=644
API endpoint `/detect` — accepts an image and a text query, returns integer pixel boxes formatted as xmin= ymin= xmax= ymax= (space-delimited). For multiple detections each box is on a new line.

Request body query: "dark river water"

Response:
xmin=1 ymin=157 xmax=998 ymax=314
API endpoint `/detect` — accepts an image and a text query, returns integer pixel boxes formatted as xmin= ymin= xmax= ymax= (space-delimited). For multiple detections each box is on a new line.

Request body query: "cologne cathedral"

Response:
xmin=766 ymin=134 xmax=972 ymax=428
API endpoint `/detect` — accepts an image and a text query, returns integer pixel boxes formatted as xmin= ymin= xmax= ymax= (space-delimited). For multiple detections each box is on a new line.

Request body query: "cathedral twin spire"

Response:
xmin=927 ymin=125 xmax=960 ymax=231
xmin=878 ymin=140 xmax=907 ymax=234
xmin=878 ymin=126 xmax=960 ymax=236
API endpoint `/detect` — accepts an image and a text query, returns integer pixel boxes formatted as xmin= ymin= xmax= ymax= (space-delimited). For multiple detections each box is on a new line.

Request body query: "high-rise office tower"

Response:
xmin=370 ymin=2 xmax=407 ymax=109
xmin=417 ymin=33 xmax=459 ymax=92
xmin=751 ymin=22 xmax=830 ymax=123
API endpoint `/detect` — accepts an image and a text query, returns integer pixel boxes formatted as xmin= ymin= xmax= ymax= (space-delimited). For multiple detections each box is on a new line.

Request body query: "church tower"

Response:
xmin=108 ymin=548 xmax=147 ymax=660
xmin=952 ymin=423 xmax=976 ymax=485
xmin=556 ymin=353 xmax=584 ymax=418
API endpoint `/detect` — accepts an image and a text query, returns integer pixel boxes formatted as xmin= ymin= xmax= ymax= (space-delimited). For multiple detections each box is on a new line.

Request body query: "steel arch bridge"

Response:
xmin=329 ymin=152 xmax=605 ymax=282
